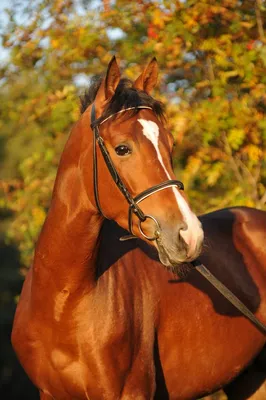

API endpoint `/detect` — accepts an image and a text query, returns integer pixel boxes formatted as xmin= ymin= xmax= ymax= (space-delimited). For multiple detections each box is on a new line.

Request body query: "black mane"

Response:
xmin=80 ymin=76 xmax=165 ymax=122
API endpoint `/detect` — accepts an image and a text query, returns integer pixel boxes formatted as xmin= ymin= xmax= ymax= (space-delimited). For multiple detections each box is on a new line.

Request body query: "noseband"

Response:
xmin=90 ymin=104 xmax=184 ymax=241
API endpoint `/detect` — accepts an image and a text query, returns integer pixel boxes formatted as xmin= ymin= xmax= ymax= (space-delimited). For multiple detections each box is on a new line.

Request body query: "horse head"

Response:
xmin=80 ymin=56 xmax=204 ymax=271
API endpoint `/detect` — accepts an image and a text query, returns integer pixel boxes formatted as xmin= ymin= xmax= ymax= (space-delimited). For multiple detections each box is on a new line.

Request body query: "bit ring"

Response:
xmin=138 ymin=215 xmax=161 ymax=241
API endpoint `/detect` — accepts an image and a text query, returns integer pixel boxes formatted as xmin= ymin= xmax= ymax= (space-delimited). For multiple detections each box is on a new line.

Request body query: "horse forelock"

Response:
xmin=80 ymin=76 xmax=165 ymax=122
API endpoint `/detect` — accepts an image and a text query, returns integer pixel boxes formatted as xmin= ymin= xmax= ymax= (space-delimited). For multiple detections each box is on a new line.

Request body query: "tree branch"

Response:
xmin=234 ymin=155 xmax=258 ymax=186
xmin=221 ymin=133 xmax=244 ymax=186
xmin=207 ymin=55 xmax=215 ymax=81
xmin=255 ymin=0 xmax=265 ymax=41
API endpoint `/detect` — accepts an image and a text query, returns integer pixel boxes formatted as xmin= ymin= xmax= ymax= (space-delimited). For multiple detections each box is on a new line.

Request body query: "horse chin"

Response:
xmin=156 ymin=239 xmax=195 ymax=280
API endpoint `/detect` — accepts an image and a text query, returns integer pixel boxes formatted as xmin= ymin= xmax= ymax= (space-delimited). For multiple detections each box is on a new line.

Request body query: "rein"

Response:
xmin=192 ymin=260 xmax=266 ymax=335
xmin=90 ymin=103 xmax=266 ymax=336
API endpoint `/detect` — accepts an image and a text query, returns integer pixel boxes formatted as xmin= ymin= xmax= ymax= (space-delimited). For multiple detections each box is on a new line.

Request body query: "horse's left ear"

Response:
xmin=94 ymin=56 xmax=121 ymax=114
xmin=134 ymin=57 xmax=158 ymax=94
xmin=104 ymin=56 xmax=121 ymax=99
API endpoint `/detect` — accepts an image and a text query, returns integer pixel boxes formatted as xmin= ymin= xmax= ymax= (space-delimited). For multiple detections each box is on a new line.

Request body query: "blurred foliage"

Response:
xmin=0 ymin=0 xmax=265 ymax=272
xmin=0 ymin=0 xmax=265 ymax=397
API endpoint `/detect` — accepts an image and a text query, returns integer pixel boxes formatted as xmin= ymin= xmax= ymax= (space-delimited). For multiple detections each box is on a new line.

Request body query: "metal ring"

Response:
xmin=138 ymin=215 xmax=161 ymax=241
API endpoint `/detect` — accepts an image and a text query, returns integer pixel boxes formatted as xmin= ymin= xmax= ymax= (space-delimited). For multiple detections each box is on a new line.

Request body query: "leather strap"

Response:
xmin=91 ymin=105 xmax=108 ymax=218
xmin=90 ymin=104 xmax=184 ymax=236
xmin=128 ymin=180 xmax=184 ymax=236
xmin=192 ymin=259 xmax=266 ymax=335
xmin=91 ymin=104 xmax=146 ymax=221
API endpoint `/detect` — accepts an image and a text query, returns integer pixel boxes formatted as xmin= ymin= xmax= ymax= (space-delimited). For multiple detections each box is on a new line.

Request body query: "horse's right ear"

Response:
xmin=133 ymin=57 xmax=158 ymax=94
xmin=94 ymin=56 xmax=121 ymax=114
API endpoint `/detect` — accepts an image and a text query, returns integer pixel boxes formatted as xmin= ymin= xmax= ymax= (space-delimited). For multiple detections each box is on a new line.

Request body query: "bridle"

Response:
xmin=90 ymin=103 xmax=184 ymax=241
xmin=90 ymin=102 xmax=266 ymax=335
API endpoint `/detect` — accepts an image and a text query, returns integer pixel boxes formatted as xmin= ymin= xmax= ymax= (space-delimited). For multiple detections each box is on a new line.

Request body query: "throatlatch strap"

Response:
xmin=91 ymin=105 xmax=108 ymax=218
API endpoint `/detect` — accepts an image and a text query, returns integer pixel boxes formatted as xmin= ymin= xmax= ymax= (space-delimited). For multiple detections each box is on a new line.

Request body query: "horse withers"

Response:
xmin=12 ymin=57 xmax=266 ymax=399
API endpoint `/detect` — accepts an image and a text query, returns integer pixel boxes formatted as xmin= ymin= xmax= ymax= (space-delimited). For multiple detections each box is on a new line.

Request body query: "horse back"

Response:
xmin=197 ymin=207 xmax=266 ymax=313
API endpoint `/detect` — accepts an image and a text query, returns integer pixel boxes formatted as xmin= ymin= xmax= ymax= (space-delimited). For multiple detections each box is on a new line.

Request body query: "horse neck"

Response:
xmin=32 ymin=116 xmax=102 ymax=293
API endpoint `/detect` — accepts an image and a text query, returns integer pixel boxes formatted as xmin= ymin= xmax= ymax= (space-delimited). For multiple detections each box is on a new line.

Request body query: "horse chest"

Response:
xmin=32 ymin=291 xmax=154 ymax=399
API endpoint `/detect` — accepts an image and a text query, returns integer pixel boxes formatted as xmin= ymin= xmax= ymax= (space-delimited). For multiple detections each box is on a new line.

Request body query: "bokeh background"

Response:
xmin=0 ymin=0 xmax=265 ymax=398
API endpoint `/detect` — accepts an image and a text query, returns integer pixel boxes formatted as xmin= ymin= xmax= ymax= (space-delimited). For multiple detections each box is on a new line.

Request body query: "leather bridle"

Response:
xmin=90 ymin=103 xmax=266 ymax=335
xmin=90 ymin=103 xmax=184 ymax=241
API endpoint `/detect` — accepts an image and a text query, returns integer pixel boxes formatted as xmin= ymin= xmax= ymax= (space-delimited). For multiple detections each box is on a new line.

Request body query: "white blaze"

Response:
xmin=138 ymin=119 xmax=203 ymax=255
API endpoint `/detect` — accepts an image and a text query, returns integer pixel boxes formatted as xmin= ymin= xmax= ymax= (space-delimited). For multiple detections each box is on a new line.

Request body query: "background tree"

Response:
xmin=102 ymin=0 xmax=266 ymax=210
xmin=0 ymin=0 xmax=265 ymax=398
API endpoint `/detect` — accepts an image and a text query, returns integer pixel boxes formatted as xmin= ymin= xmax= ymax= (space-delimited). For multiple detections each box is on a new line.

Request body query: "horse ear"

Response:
xmin=104 ymin=56 xmax=121 ymax=99
xmin=134 ymin=57 xmax=158 ymax=94
xmin=95 ymin=56 xmax=121 ymax=110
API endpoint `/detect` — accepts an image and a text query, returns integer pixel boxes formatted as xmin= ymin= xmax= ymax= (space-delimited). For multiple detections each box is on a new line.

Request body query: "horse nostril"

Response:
xmin=178 ymin=222 xmax=191 ymax=247
xmin=178 ymin=222 xmax=188 ymax=236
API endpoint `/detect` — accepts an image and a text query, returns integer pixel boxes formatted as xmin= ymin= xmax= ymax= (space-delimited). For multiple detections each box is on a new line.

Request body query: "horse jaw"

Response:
xmin=155 ymin=235 xmax=201 ymax=279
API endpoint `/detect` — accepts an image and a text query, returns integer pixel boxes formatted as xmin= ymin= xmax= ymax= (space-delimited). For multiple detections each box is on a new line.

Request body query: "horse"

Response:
xmin=12 ymin=57 xmax=266 ymax=400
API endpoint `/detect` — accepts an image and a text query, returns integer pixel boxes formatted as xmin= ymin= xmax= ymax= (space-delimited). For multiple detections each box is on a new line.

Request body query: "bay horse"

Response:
xmin=12 ymin=57 xmax=266 ymax=399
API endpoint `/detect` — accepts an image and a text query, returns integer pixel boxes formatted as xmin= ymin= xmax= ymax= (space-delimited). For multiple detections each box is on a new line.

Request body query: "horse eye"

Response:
xmin=115 ymin=145 xmax=131 ymax=156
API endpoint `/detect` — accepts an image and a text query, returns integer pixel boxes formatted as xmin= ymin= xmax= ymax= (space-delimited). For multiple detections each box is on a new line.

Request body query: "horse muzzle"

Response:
xmin=155 ymin=220 xmax=204 ymax=266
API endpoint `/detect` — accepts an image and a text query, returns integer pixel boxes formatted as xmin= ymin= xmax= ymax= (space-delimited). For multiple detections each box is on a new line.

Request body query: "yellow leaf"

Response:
xmin=243 ymin=145 xmax=262 ymax=162
xmin=51 ymin=39 xmax=60 ymax=49
xmin=32 ymin=207 xmax=46 ymax=226
xmin=153 ymin=9 xmax=165 ymax=29
xmin=227 ymin=128 xmax=245 ymax=150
